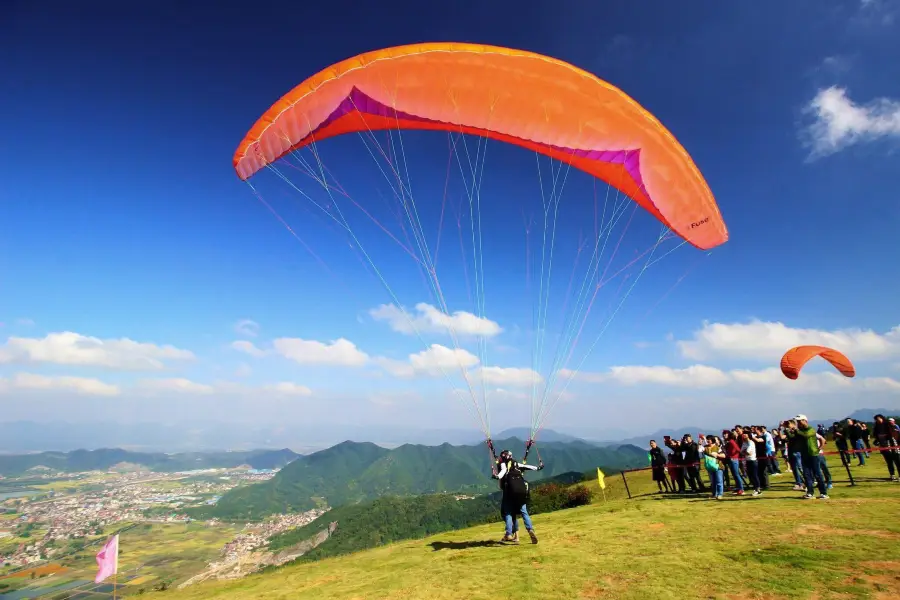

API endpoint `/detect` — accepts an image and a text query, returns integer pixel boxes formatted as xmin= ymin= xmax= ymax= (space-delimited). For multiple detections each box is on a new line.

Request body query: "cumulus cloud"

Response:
xmin=137 ymin=378 xmax=216 ymax=395
xmin=262 ymin=382 xmax=312 ymax=396
xmin=476 ymin=366 xmax=543 ymax=387
xmin=234 ymin=319 xmax=260 ymax=337
xmin=0 ymin=332 xmax=195 ymax=371
xmin=379 ymin=344 xmax=480 ymax=378
xmin=803 ymin=86 xmax=900 ymax=156
xmin=230 ymin=340 xmax=267 ymax=358
xmin=0 ymin=373 xmax=120 ymax=396
xmin=370 ymin=303 xmax=502 ymax=338
xmin=677 ymin=320 xmax=900 ymax=362
xmin=562 ymin=364 xmax=900 ymax=395
xmin=273 ymin=337 xmax=369 ymax=367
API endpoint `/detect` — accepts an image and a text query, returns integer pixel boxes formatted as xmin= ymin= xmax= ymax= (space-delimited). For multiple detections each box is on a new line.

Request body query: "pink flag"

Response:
xmin=94 ymin=534 xmax=119 ymax=583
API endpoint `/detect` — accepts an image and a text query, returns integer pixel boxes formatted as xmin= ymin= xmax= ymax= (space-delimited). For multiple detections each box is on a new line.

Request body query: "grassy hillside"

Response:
xmin=200 ymin=438 xmax=646 ymax=519
xmin=0 ymin=448 xmax=300 ymax=476
xmin=157 ymin=455 xmax=900 ymax=599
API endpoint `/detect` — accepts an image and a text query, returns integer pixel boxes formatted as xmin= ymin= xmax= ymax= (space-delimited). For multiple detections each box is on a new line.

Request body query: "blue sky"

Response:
xmin=1 ymin=0 xmax=899 ymax=442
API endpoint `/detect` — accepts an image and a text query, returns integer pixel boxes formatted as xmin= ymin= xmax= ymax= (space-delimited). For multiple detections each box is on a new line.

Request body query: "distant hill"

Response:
xmin=197 ymin=437 xmax=647 ymax=520
xmin=494 ymin=428 xmax=588 ymax=444
xmin=0 ymin=448 xmax=300 ymax=477
xmin=266 ymin=493 xmax=501 ymax=562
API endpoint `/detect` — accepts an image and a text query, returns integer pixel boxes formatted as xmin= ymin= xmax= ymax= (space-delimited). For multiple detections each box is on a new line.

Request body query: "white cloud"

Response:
xmin=370 ymin=303 xmax=502 ymax=338
xmin=804 ymin=86 xmax=900 ymax=156
xmin=234 ymin=363 xmax=253 ymax=378
xmin=263 ymin=382 xmax=312 ymax=396
xmin=487 ymin=388 xmax=529 ymax=401
xmin=563 ymin=364 xmax=900 ymax=395
xmin=234 ymin=319 xmax=260 ymax=338
xmin=476 ymin=366 xmax=543 ymax=387
xmin=677 ymin=320 xmax=900 ymax=362
xmin=0 ymin=373 xmax=120 ymax=396
xmin=137 ymin=378 xmax=216 ymax=395
xmin=230 ymin=340 xmax=267 ymax=358
xmin=379 ymin=344 xmax=480 ymax=378
xmin=610 ymin=365 xmax=732 ymax=388
xmin=858 ymin=0 xmax=897 ymax=24
xmin=273 ymin=337 xmax=369 ymax=367
xmin=0 ymin=332 xmax=195 ymax=371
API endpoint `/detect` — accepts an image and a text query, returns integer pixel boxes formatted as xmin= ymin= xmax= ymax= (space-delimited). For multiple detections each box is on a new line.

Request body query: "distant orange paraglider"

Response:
xmin=780 ymin=345 xmax=856 ymax=380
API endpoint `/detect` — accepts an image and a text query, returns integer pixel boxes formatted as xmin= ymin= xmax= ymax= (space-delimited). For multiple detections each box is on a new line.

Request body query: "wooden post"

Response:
xmin=842 ymin=454 xmax=856 ymax=486
xmin=621 ymin=471 xmax=632 ymax=499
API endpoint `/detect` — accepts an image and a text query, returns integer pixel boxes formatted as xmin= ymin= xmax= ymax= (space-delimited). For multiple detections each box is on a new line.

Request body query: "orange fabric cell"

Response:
xmin=233 ymin=43 xmax=728 ymax=250
xmin=780 ymin=345 xmax=856 ymax=380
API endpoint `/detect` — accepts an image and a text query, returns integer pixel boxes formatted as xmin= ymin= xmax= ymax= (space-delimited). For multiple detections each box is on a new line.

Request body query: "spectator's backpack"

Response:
xmin=505 ymin=461 xmax=530 ymax=500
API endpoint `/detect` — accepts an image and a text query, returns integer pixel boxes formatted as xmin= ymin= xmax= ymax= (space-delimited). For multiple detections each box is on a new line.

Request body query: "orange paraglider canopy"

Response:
xmin=780 ymin=346 xmax=856 ymax=380
xmin=233 ymin=42 xmax=728 ymax=251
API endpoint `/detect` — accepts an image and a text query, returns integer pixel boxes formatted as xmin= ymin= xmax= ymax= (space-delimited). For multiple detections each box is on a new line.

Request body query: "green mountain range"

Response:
xmin=197 ymin=438 xmax=646 ymax=520
xmin=0 ymin=448 xmax=300 ymax=477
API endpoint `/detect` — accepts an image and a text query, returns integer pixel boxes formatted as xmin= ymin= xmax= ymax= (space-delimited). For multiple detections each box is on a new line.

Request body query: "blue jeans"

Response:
xmin=767 ymin=452 xmax=781 ymax=473
xmin=853 ymin=439 xmax=867 ymax=465
xmin=800 ymin=454 xmax=826 ymax=495
xmin=817 ymin=454 xmax=832 ymax=486
xmin=728 ymin=459 xmax=744 ymax=491
xmin=791 ymin=451 xmax=804 ymax=485
xmin=707 ymin=468 xmax=723 ymax=497
xmin=504 ymin=503 xmax=534 ymax=535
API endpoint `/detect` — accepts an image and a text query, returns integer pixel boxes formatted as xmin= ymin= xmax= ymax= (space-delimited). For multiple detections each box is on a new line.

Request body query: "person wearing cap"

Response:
xmin=786 ymin=415 xmax=828 ymax=499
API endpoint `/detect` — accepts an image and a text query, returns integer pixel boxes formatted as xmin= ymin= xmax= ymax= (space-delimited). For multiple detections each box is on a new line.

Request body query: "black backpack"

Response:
xmin=504 ymin=461 xmax=529 ymax=499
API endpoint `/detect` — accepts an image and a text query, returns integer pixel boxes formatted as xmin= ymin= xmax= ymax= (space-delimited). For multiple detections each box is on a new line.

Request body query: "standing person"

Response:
xmin=680 ymin=434 xmax=706 ymax=493
xmin=788 ymin=415 xmax=829 ymax=500
xmin=750 ymin=427 xmax=769 ymax=491
xmin=786 ymin=420 xmax=807 ymax=491
xmin=860 ymin=422 xmax=872 ymax=457
xmin=846 ymin=419 xmax=866 ymax=466
xmin=665 ymin=437 xmax=687 ymax=493
xmin=711 ymin=435 xmax=731 ymax=489
xmin=666 ymin=450 xmax=683 ymax=493
xmin=762 ymin=426 xmax=780 ymax=475
xmin=816 ymin=430 xmax=833 ymax=490
xmin=701 ymin=445 xmax=724 ymax=500
xmin=722 ymin=431 xmax=744 ymax=495
xmin=649 ymin=440 xmax=671 ymax=493
xmin=872 ymin=414 xmax=900 ymax=482
xmin=494 ymin=449 xmax=543 ymax=543
xmin=740 ymin=432 xmax=761 ymax=496
xmin=832 ymin=422 xmax=851 ymax=466
xmin=733 ymin=426 xmax=748 ymax=481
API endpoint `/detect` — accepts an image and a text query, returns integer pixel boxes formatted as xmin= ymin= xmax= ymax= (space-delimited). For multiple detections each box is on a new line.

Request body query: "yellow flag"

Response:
xmin=596 ymin=467 xmax=606 ymax=490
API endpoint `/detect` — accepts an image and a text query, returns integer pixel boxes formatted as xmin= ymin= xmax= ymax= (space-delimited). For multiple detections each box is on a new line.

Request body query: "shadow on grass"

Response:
xmin=428 ymin=540 xmax=506 ymax=551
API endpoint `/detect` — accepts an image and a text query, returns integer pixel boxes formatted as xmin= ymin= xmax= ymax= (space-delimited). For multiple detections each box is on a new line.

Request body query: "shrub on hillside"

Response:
xmin=528 ymin=483 xmax=592 ymax=514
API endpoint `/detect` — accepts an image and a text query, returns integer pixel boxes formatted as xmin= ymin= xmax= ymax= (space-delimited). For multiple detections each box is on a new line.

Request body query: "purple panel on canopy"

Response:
xmin=302 ymin=87 xmax=646 ymax=193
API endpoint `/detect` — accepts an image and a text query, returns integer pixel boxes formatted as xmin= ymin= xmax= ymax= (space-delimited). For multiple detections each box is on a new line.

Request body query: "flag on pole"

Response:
xmin=596 ymin=467 xmax=606 ymax=490
xmin=94 ymin=534 xmax=119 ymax=583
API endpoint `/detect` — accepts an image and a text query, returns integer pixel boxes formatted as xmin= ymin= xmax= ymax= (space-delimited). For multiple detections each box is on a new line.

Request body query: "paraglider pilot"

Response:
xmin=488 ymin=439 xmax=543 ymax=544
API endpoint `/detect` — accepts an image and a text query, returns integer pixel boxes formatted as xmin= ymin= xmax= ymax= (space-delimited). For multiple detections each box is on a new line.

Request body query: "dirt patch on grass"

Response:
xmin=646 ymin=523 xmax=665 ymax=530
xmin=580 ymin=575 xmax=629 ymax=599
xmin=791 ymin=523 xmax=900 ymax=540
xmin=845 ymin=561 xmax=900 ymax=598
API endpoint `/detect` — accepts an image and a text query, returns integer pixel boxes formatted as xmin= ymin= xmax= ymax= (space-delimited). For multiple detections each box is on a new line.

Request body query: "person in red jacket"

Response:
xmin=722 ymin=430 xmax=745 ymax=495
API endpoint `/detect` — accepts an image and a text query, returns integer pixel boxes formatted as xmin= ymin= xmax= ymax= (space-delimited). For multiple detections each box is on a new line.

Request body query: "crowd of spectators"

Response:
xmin=647 ymin=413 xmax=900 ymax=501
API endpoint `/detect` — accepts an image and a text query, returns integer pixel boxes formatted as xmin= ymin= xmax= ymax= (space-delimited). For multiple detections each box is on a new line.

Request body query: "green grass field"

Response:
xmin=148 ymin=454 xmax=900 ymax=600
